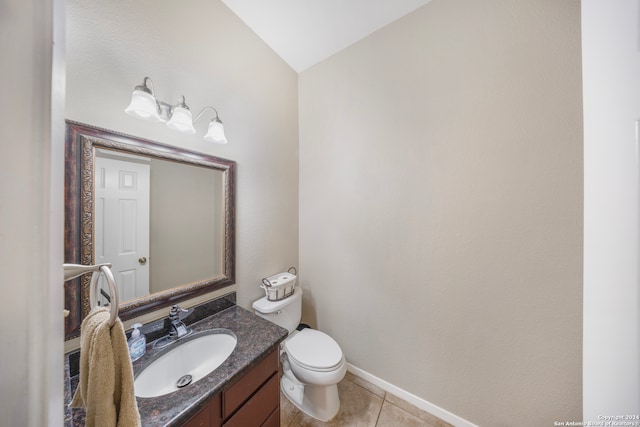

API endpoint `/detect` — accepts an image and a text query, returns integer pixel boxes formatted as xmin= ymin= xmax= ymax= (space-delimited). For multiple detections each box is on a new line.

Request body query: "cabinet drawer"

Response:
xmin=223 ymin=348 xmax=278 ymax=418
xmin=222 ymin=374 xmax=279 ymax=427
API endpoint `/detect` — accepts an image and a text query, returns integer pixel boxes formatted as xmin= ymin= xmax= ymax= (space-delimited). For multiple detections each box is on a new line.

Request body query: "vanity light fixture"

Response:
xmin=125 ymin=77 xmax=228 ymax=144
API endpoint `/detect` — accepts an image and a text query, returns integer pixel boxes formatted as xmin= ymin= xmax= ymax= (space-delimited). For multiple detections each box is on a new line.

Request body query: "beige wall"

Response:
xmin=299 ymin=0 xmax=582 ymax=425
xmin=1 ymin=0 xmax=65 ymax=424
xmin=65 ymin=0 xmax=299 ymax=318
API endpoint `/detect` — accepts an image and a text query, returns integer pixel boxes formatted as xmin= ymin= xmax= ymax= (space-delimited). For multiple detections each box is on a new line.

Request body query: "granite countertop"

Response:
xmin=64 ymin=298 xmax=288 ymax=426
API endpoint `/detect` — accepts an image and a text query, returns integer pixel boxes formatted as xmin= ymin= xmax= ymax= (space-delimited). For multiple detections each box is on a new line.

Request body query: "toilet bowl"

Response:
xmin=252 ymin=287 xmax=346 ymax=422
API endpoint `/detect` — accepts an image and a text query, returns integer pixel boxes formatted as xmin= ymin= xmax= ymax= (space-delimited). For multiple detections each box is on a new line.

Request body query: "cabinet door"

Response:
xmin=182 ymin=393 xmax=222 ymax=427
xmin=223 ymin=349 xmax=278 ymax=418
xmin=262 ymin=407 xmax=280 ymax=427
xmin=182 ymin=405 xmax=209 ymax=427
xmin=222 ymin=374 xmax=279 ymax=427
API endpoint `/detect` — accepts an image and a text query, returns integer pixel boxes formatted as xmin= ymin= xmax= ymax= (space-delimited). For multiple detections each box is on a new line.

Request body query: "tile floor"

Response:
xmin=280 ymin=371 xmax=454 ymax=427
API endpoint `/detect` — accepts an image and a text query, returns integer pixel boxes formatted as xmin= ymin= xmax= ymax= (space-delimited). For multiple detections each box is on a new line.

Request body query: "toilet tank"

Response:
xmin=252 ymin=287 xmax=303 ymax=333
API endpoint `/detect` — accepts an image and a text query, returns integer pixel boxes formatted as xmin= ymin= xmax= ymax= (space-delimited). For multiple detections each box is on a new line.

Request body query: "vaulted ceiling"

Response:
xmin=221 ymin=0 xmax=433 ymax=72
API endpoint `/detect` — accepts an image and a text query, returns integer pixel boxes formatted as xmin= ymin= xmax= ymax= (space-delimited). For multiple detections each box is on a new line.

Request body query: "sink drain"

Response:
xmin=176 ymin=374 xmax=193 ymax=388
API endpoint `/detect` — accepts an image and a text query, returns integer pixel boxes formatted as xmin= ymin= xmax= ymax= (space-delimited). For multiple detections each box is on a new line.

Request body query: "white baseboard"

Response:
xmin=346 ymin=363 xmax=478 ymax=427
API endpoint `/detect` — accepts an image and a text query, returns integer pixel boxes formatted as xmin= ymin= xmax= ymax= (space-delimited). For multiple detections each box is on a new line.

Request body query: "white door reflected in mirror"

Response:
xmin=95 ymin=153 xmax=150 ymax=303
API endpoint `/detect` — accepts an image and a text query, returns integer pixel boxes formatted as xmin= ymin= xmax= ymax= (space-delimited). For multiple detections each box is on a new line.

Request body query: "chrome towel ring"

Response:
xmin=63 ymin=263 xmax=119 ymax=327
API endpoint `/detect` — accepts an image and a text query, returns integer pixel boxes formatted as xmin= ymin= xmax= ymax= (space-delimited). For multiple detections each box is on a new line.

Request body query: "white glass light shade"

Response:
xmin=204 ymin=118 xmax=228 ymax=144
xmin=166 ymin=106 xmax=196 ymax=134
xmin=125 ymin=89 xmax=161 ymax=122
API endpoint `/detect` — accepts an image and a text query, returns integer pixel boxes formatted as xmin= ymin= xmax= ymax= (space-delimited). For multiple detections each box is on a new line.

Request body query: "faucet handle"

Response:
xmin=166 ymin=305 xmax=193 ymax=340
xmin=169 ymin=305 xmax=193 ymax=321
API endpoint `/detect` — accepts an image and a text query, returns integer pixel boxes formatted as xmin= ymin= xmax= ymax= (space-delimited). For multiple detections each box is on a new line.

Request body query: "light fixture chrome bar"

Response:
xmin=125 ymin=77 xmax=228 ymax=143
xmin=142 ymin=76 xmax=155 ymax=94
xmin=193 ymin=106 xmax=220 ymax=122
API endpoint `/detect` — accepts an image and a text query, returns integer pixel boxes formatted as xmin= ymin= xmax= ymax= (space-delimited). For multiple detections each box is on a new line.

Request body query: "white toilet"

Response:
xmin=253 ymin=287 xmax=347 ymax=422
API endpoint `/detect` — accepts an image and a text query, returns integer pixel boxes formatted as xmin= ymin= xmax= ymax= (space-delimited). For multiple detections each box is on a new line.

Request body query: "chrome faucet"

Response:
xmin=154 ymin=304 xmax=194 ymax=348
xmin=167 ymin=305 xmax=192 ymax=339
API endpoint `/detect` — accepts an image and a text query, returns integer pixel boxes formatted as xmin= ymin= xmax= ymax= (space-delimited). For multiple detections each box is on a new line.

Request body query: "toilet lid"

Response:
xmin=285 ymin=329 xmax=343 ymax=371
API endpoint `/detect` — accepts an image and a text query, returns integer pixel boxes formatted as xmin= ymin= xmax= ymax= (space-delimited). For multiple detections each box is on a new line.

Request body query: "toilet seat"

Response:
xmin=285 ymin=329 xmax=343 ymax=372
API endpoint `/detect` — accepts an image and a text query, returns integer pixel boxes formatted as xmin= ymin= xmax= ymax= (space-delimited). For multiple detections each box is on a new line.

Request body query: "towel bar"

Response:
xmin=63 ymin=263 xmax=120 ymax=327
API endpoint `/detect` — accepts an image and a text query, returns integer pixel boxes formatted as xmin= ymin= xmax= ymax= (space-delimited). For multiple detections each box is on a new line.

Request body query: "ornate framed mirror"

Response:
xmin=64 ymin=121 xmax=236 ymax=339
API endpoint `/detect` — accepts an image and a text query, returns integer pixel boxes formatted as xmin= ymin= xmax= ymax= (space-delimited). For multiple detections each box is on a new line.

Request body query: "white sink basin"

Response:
xmin=134 ymin=330 xmax=237 ymax=398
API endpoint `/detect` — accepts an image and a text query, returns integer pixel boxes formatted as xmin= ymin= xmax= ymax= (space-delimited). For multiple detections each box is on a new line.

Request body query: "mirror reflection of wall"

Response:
xmin=94 ymin=149 xmax=224 ymax=304
xmin=150 ymin=159 xmax=224 ymax=293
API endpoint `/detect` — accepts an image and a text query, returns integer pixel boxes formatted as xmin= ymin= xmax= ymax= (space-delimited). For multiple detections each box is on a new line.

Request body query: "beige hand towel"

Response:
xmin=70 ymin=307 xmax=141 ymax=427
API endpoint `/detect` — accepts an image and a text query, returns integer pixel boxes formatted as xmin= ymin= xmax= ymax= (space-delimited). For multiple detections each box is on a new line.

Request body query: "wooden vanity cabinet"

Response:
xmin=182 ymin=394 xmax=222 ymax=427
xmin=182 ymin=347 xmax=280 ymax=427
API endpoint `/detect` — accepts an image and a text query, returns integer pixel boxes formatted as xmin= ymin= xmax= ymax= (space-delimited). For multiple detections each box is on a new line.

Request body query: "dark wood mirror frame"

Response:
xmin=64 ymin=121 xmax=236 ymax=340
